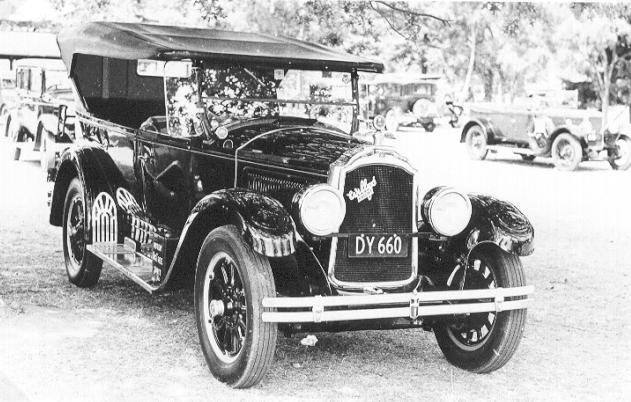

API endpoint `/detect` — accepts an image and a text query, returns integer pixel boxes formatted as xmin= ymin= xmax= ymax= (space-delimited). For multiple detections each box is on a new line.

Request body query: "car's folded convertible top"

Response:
xmin=57 ymin=22 xmax=384 ymax=74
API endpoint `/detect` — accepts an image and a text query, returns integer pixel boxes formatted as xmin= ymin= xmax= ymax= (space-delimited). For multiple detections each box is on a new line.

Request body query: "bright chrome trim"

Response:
xmin=262 ymin=285 xmax=534 ymax=323
xmin=327 ymin=145 xmax=419 ymax=291
xmin=297 ymin=183 xmax=346 ymax=236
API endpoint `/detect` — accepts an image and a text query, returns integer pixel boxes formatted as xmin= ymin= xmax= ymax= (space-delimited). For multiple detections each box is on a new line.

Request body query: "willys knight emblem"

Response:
xmin=347 ymin=176 xmax=377 ymax=203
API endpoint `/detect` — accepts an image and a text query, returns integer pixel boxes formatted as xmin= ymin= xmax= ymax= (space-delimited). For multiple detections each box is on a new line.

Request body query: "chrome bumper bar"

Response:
xmin=262 ymin=286 xmax=534 ymax=323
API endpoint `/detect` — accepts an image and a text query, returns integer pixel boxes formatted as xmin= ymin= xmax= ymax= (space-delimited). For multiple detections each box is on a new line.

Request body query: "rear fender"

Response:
xmin=548 ymin=127 xmax=587 ymax=154
xmin=49 ymin=144 xmax=126 ymax=227
xmin=460 ymin=118 xmax=497 ymax=143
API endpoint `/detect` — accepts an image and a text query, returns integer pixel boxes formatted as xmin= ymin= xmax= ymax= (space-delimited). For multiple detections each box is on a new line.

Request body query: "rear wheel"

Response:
xmin=609 ymin=135 xmax=631 ymax=171
xmin=552 ymin=133 xmax=582 ymax=171
xmin=464 ymin=125 xmax=488 ymax=160
xmin=62 ymin=178 xmax=102 ymax=287
xmin=7 ymin=119 xmax=21 ymax=160
xmin=433 ymin=245 xmax=527 ymax=373
xmin=195 ymin=225 xmax=277 ymax=388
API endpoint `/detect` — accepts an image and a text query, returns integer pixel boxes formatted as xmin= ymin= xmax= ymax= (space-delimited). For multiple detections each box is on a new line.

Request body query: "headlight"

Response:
xmin=421 ymin=186 xmax=472 ymax=236
xmin=297 ymin=184 xmax=346 ymax=236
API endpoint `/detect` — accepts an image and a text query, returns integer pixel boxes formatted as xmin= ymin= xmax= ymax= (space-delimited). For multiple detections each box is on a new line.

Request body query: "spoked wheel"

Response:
xmin=464 ymin=125 xmax=488 ymax=160
xmin=434 ymin=245 xmax=527 ymax=373
xmin=384 ymin=109 xmax=400 ymax=133
xmin=62 ymin=178 xmax=102 ymax=287
xmin=195 ymin=225 xmax=277 ymax=388
xmin=552 ymin=133 xmax=582 ymax=171
xmin=609 ymin=135 xmax=631 ymax=171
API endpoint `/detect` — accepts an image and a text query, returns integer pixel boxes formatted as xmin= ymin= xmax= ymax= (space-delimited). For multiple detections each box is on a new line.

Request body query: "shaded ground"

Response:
xmin=1 ymin=128 xmax=630 ymax=401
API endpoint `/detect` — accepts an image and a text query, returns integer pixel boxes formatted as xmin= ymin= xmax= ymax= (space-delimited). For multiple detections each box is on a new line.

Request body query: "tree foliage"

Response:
xmin=10 ymin=0 xmax=628 ymax=108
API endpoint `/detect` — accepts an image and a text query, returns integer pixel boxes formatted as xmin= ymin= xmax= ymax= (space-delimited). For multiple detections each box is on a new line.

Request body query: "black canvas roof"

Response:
xmin=57 ymin=22 xmax=384 ymax=73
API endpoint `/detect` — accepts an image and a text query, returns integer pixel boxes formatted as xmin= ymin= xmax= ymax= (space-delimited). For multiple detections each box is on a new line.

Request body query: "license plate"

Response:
xmin=348 ymin=234 xmax=408 ymax=258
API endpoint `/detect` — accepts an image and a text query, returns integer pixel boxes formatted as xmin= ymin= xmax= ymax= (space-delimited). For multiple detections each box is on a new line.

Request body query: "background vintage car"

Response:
xmin=5 ymin=58 xmax=74 ymax=172
xmin=363 ymin=73 xmax=444 ymax=132
xmin=461 ymin=102 xmax=631 ymax=171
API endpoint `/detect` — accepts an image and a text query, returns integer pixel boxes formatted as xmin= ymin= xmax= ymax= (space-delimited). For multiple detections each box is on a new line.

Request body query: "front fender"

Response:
xmin=459 ymin=194 xmax=534 ymax=257
xmin=49 ymin=144 xmax=125 ymax=226
xmin=160 ymin=189 xmax=297 ymax=290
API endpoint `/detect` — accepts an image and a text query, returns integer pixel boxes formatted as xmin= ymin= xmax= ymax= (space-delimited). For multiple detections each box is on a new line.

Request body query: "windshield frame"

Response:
xmin=163 ymin=59 xmax=361 ymax=138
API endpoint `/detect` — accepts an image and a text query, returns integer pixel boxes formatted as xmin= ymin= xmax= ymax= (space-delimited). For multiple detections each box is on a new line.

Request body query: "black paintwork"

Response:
xmin=463 ymin=194 xmax=534 ymax=257
xmin=57 ymin=22 xmax=384 ymax=78
xmin=191 ymin=189 xmax=294 ymax=236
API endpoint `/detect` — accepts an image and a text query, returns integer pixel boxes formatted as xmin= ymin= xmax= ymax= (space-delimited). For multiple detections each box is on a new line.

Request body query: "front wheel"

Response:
xmin=433 ymin=245 xmax=527 ymax=373
xmin=609 ymin=136 xmax=631 ymax=171
xmin=551 ymin=133 xmax=582 ymax=171
xmin=195 ymin=225 xmax=277 ymax=388
xmin=464 ymin=125 xmax=488 ymax=160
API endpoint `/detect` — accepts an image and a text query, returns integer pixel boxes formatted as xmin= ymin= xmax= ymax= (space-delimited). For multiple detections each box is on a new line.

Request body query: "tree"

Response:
xmin=557 ymin=3 xmax=631 ymax=129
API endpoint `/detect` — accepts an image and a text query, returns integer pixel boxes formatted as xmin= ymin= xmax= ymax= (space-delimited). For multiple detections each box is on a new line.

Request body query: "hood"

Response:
xmin=230 ymin=118 xmax=366 ymax=174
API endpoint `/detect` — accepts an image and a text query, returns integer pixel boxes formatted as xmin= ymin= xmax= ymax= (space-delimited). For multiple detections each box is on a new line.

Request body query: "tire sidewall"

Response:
xmin=434 ymin=247 xmax=526 ymax=371
xmin=552 ymin=133 xmax=582 ymax=171
xmin=465 ymin=125 xmax=488 ymax=160
xmin=609 ymin=136 xmax=631 ymax=171
xmin=194 ymin=226 xmax=274 ymax=386
xmin=62 ymin=178 xmax=101 ymax=286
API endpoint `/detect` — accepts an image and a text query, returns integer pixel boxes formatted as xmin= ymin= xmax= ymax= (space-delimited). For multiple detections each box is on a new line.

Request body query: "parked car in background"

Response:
xmin=50 ymin=22 xmax=534 ymax=388
xmin=364 ymin=73 xmax=443 ymax=132
xmin=5 ymin=58 xmax=74 ymax=172
xmin=461 ymin=102 xmax=631 ymax=171
xmin=0 ymin=71 xmax=17 ymax=130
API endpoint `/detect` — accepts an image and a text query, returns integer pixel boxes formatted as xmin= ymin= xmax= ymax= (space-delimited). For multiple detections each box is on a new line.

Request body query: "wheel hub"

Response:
xmin=202 ymin=252 xmax=247 ymax=364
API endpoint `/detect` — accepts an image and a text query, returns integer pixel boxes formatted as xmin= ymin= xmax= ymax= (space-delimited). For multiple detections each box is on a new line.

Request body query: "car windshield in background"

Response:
xmin=166 ymin=66 xmax=357 ymax=136
xmin=45 ymin=69 xmax=71 ymax=92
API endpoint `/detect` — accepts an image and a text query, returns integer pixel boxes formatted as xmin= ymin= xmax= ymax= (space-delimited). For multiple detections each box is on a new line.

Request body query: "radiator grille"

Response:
xmin=333 ymin=165 xmax=414 ymax=283
xmin=245 ymin=170 xmax=309 ymax=205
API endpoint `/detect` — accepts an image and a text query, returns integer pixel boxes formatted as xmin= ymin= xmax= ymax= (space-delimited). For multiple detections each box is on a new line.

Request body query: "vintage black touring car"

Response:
xmin=50 ymin=22 xmax=534 ymax=388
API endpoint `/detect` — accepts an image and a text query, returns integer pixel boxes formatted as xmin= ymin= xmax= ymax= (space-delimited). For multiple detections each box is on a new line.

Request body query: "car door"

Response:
xmin=22 ymin=67 xmax=42 ymax=135
xmin=136 ymin=127 xmax=194 ymax=231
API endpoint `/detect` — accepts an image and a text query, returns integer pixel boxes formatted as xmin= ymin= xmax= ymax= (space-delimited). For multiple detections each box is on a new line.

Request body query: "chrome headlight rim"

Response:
xmin=297 ymin=183 xmax=346 ymax=236
xmin=421 ymin=186 xmax=472 ymax=237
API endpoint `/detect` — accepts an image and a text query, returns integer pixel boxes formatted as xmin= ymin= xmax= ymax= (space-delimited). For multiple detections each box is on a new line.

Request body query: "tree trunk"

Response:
xmin=483 ymin=69 xmax=494 ymax=102
xmin=460 ymin=25 xmax=477 ymax=102
xmin=601 ymin=53 xmax=617 ymax=134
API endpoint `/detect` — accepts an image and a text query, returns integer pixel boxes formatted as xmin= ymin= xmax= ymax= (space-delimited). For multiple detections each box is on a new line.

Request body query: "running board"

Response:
xmin=87 ymin=243 xmax=159 ymax=293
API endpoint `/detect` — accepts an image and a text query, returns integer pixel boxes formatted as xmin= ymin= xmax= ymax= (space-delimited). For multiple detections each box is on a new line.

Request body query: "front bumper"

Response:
xmin=262 ymin=286 xmax=533 ymax=323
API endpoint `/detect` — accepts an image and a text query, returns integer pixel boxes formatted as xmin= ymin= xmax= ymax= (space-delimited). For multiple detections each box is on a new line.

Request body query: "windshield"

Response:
xmin=45 ymin=70 xmax=71 ymax=92
xmin=165 ymin=66 xmax=358 ymax=136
